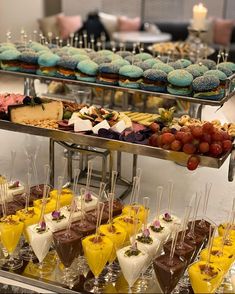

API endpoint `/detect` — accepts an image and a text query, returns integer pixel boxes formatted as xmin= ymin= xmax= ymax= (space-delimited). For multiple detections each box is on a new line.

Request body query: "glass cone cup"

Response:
xmin=53 ymin=228 xmax=83 ymax=288
xmin=117 ymin=242 xmax=149 ymax=293
xmin=82 ymin=234 xmax=113 ymax=293
xmin=27 ymin=223 xmax=53 ymax=275
xmin=0 ymin=215 xmax=24 ymax=270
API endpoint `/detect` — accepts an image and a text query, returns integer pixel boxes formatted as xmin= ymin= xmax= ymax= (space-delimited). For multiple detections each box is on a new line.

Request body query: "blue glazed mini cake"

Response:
xmin=76 ymin=60 xmax=98 ymax=82
xmin=56 ymin=56 xmax=80 ymax=79
xmin=153 ymin=62 xmax=174 ymax=74
xmin=0 ymin=49 xmax=21 ymax=71
xmin=96 ymin=63 xmax=120 ymax=85
xmin=18 ymin=51 xmax=39 ymax=73
xmin=36 ymin=52 xmax=60 ymax=76
xmin=192 ymin=76 xmax=222 ymax=100
xmin=140 ymin=69 xmax=167 ymax=92
xmin=118 ymin=64 xmax=143 ymax=89
xmin=167 ymin=69 xmax=193 ymax=96
xmin=200 ymin=59 xmax=216 ymax=70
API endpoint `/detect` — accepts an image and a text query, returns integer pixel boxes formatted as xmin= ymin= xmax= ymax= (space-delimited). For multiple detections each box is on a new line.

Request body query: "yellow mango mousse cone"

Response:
xmin=16 ymin=207 xmax=40 ymax=241
xmin=200 ymin=246 xmax=233 ymax=273
xmin=33 ymin=198 xmax=56 ymax=214
xmin=188 ymin=260 xmax=224 ymax=293
xmin=82 ymin=234 xmax=113 ymax=278
xmin=218 ymin=223 xmax=235 ymax=238
xmin=122 ymin=204 xmax=147 ymax=223
xmin=99 ymin=223 xmax=127 ymax=263
xmin=213 ymin=236 xmax=235 ymax=260
xmin=0 ymin=215 xmax=24 ymax=253
xmin=49 ymin=188 xmax=73 ymax=207
xmin=113 ymin=215 xmax=142 ymax=241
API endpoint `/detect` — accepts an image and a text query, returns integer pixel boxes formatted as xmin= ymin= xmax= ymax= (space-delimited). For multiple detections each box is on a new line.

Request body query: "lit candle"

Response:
xmin=192 ymin=3 xmax=208 ymax=31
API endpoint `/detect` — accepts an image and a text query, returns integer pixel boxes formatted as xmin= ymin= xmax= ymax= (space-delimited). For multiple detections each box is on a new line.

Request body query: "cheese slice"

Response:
xmin=74 ymin=118 xmax=93 ymax=132
xmin=111 ymin=120 xmax=126 ymax=133
xmin=10 ymin=100 xmax=63 ymax=123
xmin=92 ymin=120 xmax=110 ymax=134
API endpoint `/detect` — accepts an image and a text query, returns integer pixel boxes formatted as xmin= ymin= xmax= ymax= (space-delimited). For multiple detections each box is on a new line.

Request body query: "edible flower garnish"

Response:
xmin=150 ymin=220 xmax=164 ymax=232
xmin=52 ymin=210 xmax=65 ymax=221
xmin=8 ymin=181 xmax=20 ymax=189
xmin=85 ymin=191 xmax=92 ymax=202
xmin=125 ymin=242 xmax=141 ymax=257
xmin=163 ymin=212 xmax=172 ymax=222
xmin=36 ymin=220 xmax=46 ymax=233
xmin=137 ymin=228 xmax=153 ymax=244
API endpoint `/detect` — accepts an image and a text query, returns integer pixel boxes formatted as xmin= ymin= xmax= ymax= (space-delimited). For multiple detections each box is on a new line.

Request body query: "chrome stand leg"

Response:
xmin=132 ymin=154 xmax=138 ymax=178
xmin=117 ymin=151 xmax=122 ymax=175
xmin=49 ymin=138 xmax=55 ymax=187
xmin=24 ymin=78 xmax=36 ymax=97
xmin=142 ymin=94 xmax=148 ymax=112
xmin=101 ymin=155 xmax=107 ymax=182
xmin=122 ymin=92 xmax=129 ymax=110
xmin=67 ymin=150 xmax=73 ymax=186
xmin=189 ymin=103 xmax=203 ymax=119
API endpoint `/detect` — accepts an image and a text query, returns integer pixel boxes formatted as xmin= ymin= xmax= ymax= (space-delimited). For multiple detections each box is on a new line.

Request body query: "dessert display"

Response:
xmin=0 ymin=39 xmax=234 ymax=102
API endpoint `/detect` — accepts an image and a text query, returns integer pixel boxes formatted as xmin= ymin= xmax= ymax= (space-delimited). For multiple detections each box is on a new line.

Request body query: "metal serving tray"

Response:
xmin=0 ymin=120 xmax=231 ymax=169
xmin=0 ymin=70 xmax=234 ymax=107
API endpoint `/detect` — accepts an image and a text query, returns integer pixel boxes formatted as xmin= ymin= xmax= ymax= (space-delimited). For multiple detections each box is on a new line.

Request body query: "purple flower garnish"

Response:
xmin=85 ymin=191 xmax=92 ymax=202
xmin=36 ymin=220 xmax=46 ymax=233
xmin=131 ymin=241 xmax=138 ymax=251
xmin=143 ymin=228 xmax=150 ymax=237
xmin=8 ymin=180 xmax=20 ymax=189
xmin=52 ymin=210 xmax=60 ymax=220
xmin=163 ymin=212 xmax=172 ymax=222
xmin=153 ymin=220 xmax=161 ymax=228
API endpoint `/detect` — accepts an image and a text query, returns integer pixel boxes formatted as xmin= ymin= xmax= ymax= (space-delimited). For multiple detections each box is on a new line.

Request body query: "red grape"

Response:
xmin=181 ymin=132 xmax=193 ymax=144
xmin=149 ymin=122 xmax=160 ymax=133
xmin=149 ymin=134 xmax=158 ymax=147
xmin=209 ymin=143 xmax=223 ymax=157
xmin=211 ymin=131 xmax=224 ymax=142
xmin=199 ymin=142 xmax=210 ymax=154
xmin=222 ymin=140 xmax=232 ymax=153
xmin=191 ymin=126 xmax=203 ymax=138
xmin=201 ymin=133 xmax=212 ymax=144
xmin=161 ymin=133 xmax=175 ymax=145
xmin=175 ymin=131 xmax=185 ymax=141
xmin=183 ymin=143 xmax=196 ymax=154
xmin=171 ymin=140 xmax=182 ymax=151
xmin=202 ymin=122 xmax=214 ymax=134
xmin=220 ymin=130 xmax=231 ymax=141
xmin=187 ymin=155 xmax=200 ymax=171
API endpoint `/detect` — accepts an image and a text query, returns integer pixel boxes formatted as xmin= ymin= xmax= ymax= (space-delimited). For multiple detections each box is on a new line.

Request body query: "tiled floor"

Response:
xmin=1 ymin=75 xmax=235 ymax=225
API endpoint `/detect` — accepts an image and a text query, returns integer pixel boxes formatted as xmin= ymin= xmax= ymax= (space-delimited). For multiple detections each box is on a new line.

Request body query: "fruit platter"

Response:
xmin=0 ymin=94 xmax=234 ymax=172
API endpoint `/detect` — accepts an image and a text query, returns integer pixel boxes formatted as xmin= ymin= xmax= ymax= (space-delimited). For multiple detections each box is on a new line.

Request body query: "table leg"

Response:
xmin=49 ymin=138 xmax=55 ymax=187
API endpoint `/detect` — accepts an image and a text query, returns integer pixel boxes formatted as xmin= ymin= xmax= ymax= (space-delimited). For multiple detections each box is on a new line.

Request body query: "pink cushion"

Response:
xmin=213 ymin=18 xmax=234 ymax=46
xmin=118 ymin=16 xmax=141 ymax=32
xmin=57 ymin=15 xmax=83 ymax=39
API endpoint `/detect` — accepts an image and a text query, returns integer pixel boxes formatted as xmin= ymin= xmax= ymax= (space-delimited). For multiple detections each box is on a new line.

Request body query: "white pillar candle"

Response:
xmin=192 ymin=3 xmax=208 ymax=31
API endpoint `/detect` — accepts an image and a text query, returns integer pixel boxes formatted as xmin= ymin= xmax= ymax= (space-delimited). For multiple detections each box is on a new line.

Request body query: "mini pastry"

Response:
xmin=36 ymin=52 xmax=60 ymax=77
xmin=135 ymin=52 xmax=152 ymax=61
xmin=140 ymin=69 xmax=167 ymax=92
xmin=167 ymin=69 xmax=193 ymax=96
xmin=152 ymin=62 xmax=174 ymax=74
xmin=118 ymin=64 xmax=143 ymax=89
xmin=187 ymin=63 xmax=208 ymax=75
xmin=96 ymin=63 xmax=120 ymax=85
xmin=192 ymin=76 xmax=222 ymax=100
xmin=76 ymin=60 xmax=98 ymax=82
xmin=0 ymin=49 xmax=21 ymax=71
xmin=18 ymin=51 xmax=39 ymax=73
xmin=200 ymin=59 xmax=217 ymax=70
